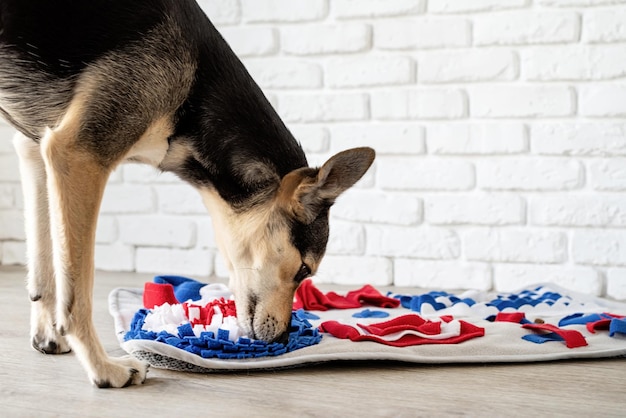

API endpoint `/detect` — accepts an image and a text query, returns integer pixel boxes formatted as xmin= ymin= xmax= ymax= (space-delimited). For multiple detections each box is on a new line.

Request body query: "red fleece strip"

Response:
xmin=143 ymin=282 xmax=178 ymax=309
xmin=522 ymin=323 xmax=588 ymax=349
xmin=319 ymin=315 xmax=485 ymax=347
xmin=183 ymin=298 xmax=238 ymax=327
xmin=586 ymin=314 xmax=625 ymax=334
xmin=494 ymin=312 xmax=527 ymax=324
xmin=293 ymin=279 xmax=400 ymax=311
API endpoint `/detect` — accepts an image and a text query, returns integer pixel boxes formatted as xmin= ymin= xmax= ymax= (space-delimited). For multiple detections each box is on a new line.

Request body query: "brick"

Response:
xmin=281 ymin=24 xmax=370 ymax=56
xmin=241 ymin=0 xmax=328 ymax=23
xmin=118 ymin=216 xmax=196 ymax=248
xmin=197 ymin=0 xmax=240 ymax=25
xmin=465 ymin=229 xmax=568 ymax=263
xmin=288 ymin=125 xmax=329 ymax=153
xmin=100 ymin=185 xmax=155 ymax=214
xmin=378 ymin=157 xmax=475 ymax=190
xmin=333 ymin=0 xmax=424 ymax=19
xmin=244 ymin=59 xmax=322 ymax=89
xmin=277 ymin=93 xmax=369 ymax=123
xmin=107 ymin=166 xmax=123 ymax=184
xmin=95 ymin=216 xmax=118 ymax=244
xmin=136 ymin=247 xmax=213 ymax=276
xmin=219 ymin=27 xmax=277 ymax=57
xmin=2 ymin=241 xmax=25 ymax=265
xmin=469 ymin=85 xmax=574 ymax=118
xmin=530 ymin=195 xmax=626 ymax=227
xmin=155 ymin=185 xmax=207 ymax=215
xmin=583 ymin=8 xmax=626 ymax=43
xmin=214 ymin=252 xmax=230 ymax=279
xmin=367 ymin=225 xmax=460 ymax=259
xmin=95 ymin=243 xmax=135 ymax=272
xmin=579 ymin=84 xmax=626 ymax=117
xmin=325 ymin=56 xmax=415 ymax=88
xmin=371 ymin=89 xmax=467 ymax=120
xmin=494 ymin=264 xmax=601 ymax=295
xmin=478 ymin=158 xmax=582 ymax=191
xmin=412 ymin=89 xmax=467 ymax=119
xmin=314 ymin=255 xmax=393 ymax=285
xmin=0 ymin=210 xmax=24 ymax=240
xmin=370 ymin=91 xmax=409 ymax=120
xmin=540 ymin=0 xmax=626 ymax=5
xmin=0 ymin=126 xmax=17 ymax=152
xmin=0 ymin=155 xmax=20 ymax=182
xmin=607 ymin=268 xmax=626 ymax=300
xmin=474 ymin=12 xmax=579 ymax=46
xmin=428 ymin=123 xmax=527 ymax=155
xmin=429 ymin=0 xmax=528 ymax=13
xmin=0 ymin=185 xmax=14 ymax=208
xmin=375 ymin=18 xmax=470 ymax=50
xmin=194 ymin=217 xmax=217 ymax=250
xmin=531 ymin=123 xmax=626 ymax=156
xmin=425 ymin=194 xmax=524 ymax=225
xmin=572 ymin=230 xmax=626 ymax=266
xmin=394 ymin=259 xmax=492 ymax=290
xmin=332 ymin=189 xmax=422 ymax=225
xmin=589 ymin=159 xmax=626 ymax=191
xmin=523 ymin=45 xmax=626 ymax=81
xmin=122 ymin=164 xmax=180 ymax=184
xmin=326 ymin=221 xmax=365 ymax=255
xmin=419 ymin=49 xmax=517 ymax=83
xmin=13 ymin=187 xmax=23 ymax=209
xmin=330 ymin=123 xmax=425 ymax=155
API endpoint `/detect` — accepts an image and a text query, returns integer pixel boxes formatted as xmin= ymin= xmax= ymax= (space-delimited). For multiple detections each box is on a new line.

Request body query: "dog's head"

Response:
xmin=200 ymin=147 xmax=375 ymax=343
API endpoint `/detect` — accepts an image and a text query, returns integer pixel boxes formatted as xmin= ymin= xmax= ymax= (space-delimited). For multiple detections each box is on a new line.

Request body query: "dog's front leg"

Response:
xmin=40 ymin=127 xmax=147 ymax=388
xmin=14 ymin=133 xmax=71 ymax=355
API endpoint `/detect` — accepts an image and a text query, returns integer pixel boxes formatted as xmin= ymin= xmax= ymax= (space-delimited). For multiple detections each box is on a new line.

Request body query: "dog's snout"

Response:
xmin=272 ymin=330 xmax=290 ymax=345
xmin=250 ymin=315 xmax=291 ymax=345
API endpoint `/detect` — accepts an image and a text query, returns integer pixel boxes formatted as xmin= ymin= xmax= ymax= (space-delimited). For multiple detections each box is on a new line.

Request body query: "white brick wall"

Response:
xmin=2 ymin=0 xmax=626 ymax=300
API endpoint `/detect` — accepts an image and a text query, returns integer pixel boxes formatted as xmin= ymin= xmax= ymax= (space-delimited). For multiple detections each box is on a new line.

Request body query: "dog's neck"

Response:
xmin=162 ymin=26 xmax=308 ymax=209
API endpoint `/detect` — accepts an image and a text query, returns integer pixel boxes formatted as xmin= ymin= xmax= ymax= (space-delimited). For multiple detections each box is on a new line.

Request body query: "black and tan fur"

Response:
xmin=0 ymin=0 xmax=374 ymax=388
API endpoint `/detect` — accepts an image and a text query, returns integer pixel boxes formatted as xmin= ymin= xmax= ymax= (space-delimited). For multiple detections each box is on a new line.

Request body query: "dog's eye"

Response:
xmin=294 ymin=263 xmax=311 ymax=283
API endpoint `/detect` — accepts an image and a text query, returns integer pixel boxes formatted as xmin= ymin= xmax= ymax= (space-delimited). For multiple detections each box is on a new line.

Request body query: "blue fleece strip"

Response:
xmin=392 ymin=286 xmax=576 ymax=314
xmin=558 ymin=313 xmax=608 ymax=327
xmin=153 ymin=275 xmax=206 ymax=303
xmin=125 ymin=308 xmax=322 ymax=359
xmin=522 ymin=332 xmax=565 ymax=345
xmin=393 ymin=291 xmax=476 ymax=313
xmin=299 ymin=311 xmax=321 ymax=320
xmin=486 ymin=287 xmax=570 ymax=311
xmin=609 ymin=318 xmax=626 ymax=337
xmin=352 ymin=309 xmax=390 ymax=318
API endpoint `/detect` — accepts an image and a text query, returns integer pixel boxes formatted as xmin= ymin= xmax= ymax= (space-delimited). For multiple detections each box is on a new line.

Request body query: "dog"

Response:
xmin=0 ymin=0 xmax=374 ymax=387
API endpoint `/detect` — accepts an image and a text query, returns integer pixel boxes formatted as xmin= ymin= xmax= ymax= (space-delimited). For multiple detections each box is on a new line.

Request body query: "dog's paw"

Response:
xmin=91 ymin=356 xmax=149 ymax=388
xmin=32 ymin=333 xmax=71 ymax=354
xmin=31 ymin=304 xmax=71 ymax=354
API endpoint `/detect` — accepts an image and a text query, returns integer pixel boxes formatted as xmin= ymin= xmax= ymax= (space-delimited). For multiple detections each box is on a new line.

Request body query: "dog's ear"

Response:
xmin=278 ymin=147 xmax=375 ymax=224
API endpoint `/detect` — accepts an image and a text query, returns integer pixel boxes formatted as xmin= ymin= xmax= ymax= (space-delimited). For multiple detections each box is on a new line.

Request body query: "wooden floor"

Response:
xmin=1 ymin=266 xmax=624 ymax=417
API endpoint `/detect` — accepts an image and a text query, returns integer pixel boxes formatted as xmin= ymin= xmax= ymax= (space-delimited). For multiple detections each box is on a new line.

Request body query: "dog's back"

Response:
xmin=0 ymin=0 xmax=307 ymax=191
xmin=0 ymin=1 xmax=208 ymax=157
